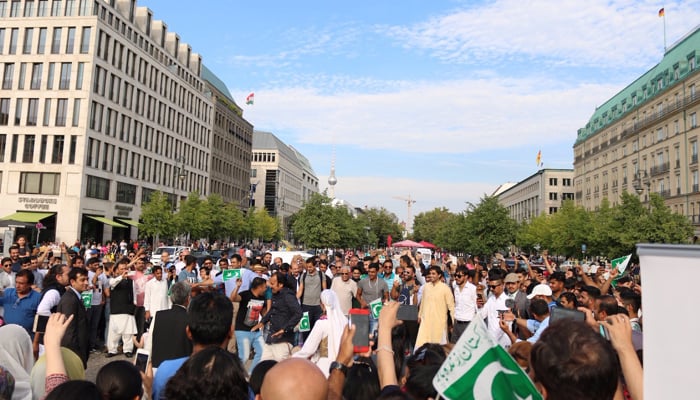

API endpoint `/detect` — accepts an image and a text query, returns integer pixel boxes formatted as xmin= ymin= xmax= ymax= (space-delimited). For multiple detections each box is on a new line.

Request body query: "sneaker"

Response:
xmin=124 ymin=352 xmax=133 ymax=358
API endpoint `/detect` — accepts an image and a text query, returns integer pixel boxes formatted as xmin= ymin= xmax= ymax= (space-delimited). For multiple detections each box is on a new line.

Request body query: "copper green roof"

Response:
xmin=201 ymin=64 xmax=235 ymax=102
xmin=576 ymin=25 xmax=700 ymax=145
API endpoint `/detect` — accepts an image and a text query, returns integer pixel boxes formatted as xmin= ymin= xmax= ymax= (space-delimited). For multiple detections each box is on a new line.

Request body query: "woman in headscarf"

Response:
xmin=29 ymin=347 xmax=84 ymax=400
xmin=292 ymin=289 xmax=346 ymax=376
xmin=0 ymin=324 xmax=34 ymax=400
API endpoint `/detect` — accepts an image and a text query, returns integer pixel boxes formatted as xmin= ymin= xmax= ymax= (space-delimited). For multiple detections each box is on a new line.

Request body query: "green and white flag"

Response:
xmin=299 ymin=311 xmax=311 ymax=332
xmin=223 ymin=269 xmax=241 ymax=281
xmin=611 ymin=254 xmax=632 ymax=275
xmin=433 ymin=317 xmax=542 ymax=400
xmin=369 ymin=298 xmax=383 ymax=319
xmin=81 ymin=291 xmax=92 ymax=309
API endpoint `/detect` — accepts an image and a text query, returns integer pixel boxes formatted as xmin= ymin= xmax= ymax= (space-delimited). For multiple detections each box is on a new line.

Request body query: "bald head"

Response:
xmin=260 ymin=358 xmax=327 ymax=400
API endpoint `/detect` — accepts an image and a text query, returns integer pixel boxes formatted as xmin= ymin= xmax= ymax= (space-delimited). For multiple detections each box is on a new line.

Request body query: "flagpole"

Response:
xmin=663 ymin=10 xmax=667 ymax=53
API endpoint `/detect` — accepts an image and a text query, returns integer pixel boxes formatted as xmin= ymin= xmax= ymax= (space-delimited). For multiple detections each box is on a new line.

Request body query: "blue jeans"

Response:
xmin=236 ymin=330 xmax=264 ymax=373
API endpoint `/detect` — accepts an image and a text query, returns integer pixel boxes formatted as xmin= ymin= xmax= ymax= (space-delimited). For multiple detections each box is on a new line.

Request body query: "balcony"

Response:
xmin=659 ymin=189 xmax=671 ymax=198
xmin=692 ymin=154 xmax=698 ymax=165
xmin=689 ymin=215 xmax=700 ymax=224
xmin=650 ymin=162 xmax=670 ymax=176
xmin=676 ymin=160 xmax=681 ymax=169
xmin=694 ymin=184 xmax=700 ymax=193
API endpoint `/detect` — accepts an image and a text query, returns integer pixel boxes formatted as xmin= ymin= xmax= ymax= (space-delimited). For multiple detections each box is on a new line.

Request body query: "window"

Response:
xmin=64 ymin=0 xmax=73 ymax=16
xmin=0 ymin=98 xmax=8 ymax=125
xmin=692 ymin=112 xmax=698 ymax=129
xmin=37 ymin=28 xmax=46 ymax=54
xmin=23 ymin=0 xmax=33 ymax=16
xmin=50 ymin=0 xmax=61 ymax=16
xmin=65 ymin=27 xmax=75 ymax=54
xmin=46 ymin=62 xmax=54 ymax=89
xmin=10 ymin=0 xmax=18 ymax=16
xmin=58 ymin=62 xmax=71 ymax=89
xmin=0 ymin=29 xmax=4 ymax=53
xmin=0 ymin=0 xmax=5 ymax=17
xmin=22 ymin=28 xmax=33 ymax=54
xmin=10 ymin=134 xmax=18 ymax=162
xmin=37 ymin=0 xmax=47 ymax=16
xmin=549 ymin=192 xmax=558 ymax=200
xmin=116 ymin=181 xmax=136 ymax=204
xmin=51 ymin=27 xmax=61 ymax=54
xmin=657 ymin=128 xmax=664 ymax=141
xmin=16 ymin=63 xmax=25 ymax=90
xmin=26 ymin=98 xmax=38 ymax=126
xmin=30 ymin=63 xmax=42 ymax=89
xmin=562 ymin=178 xmax=572 ymax=186
xmin=79 ymin=26 xmax=90 ymax=53
xmin=549 ymin=207 xmax=558 ymax=214
xmin=22 ymin=135 xmax=35 ymax=162
xmin=0 ymin=134 xmax=5 ymax=162
xmin=51 ymin=135 xmax=64 ymax=163
xmin=9 ymin=28 xmax=18 ymax=54
xmin=68 ymin=135 xmax=76 ymax=164
xmin=14 ymin=98 xmax=22 ymax=125
xmin=75 ymin=62 xmax=83 ymax=90
xmin=42 ymin=98 xmax=51 ymax=126
xmin=86 ymin=175 xmax=109 ymax=200
xmin=71 ymin=98 xmax=80 ymax=126
xmin=78 ymin=0 xmax=87 ymax=15
xmin=39 ymin=134 xmax=46 ymax=162
xmin=55 ymin=98 xmax=67 ymax=126
xmin=20 ymin=172 xmax=60 ymax=194
xmin=2 ymin=63 xmax=14 ymax=89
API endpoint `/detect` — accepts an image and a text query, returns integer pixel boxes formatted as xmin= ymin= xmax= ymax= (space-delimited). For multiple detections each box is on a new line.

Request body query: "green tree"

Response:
xmin=413 ymin=207 xmax=456 ymax=244
xmin=291 ymin=193 xmax=345 ymax=248
xmin=252 ymin=208 xmax=281 ymax=242
xmin=203 ymin=194 xmax=246 ymax=241
xmin=357 ymin=207 xmax=403 ymax=248
xmin=463 ymin=196 xmax=517 ymax=257
xmin=548 ymin=200 xmax=591 ymax=257
xmin=175 ymin=192 xmax=209 ymax=239
xmin=139 ymin=191 xmax=176 ymax=243
xmin=516 ymin=213 xmax=554 ymax=253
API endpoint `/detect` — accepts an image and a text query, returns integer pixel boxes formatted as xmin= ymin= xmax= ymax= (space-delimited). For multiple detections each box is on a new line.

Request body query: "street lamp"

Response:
xmin=633 ymin=172 xmax=651 ymax=210
xmin=172 ymin=157 xmax=186 ymax=211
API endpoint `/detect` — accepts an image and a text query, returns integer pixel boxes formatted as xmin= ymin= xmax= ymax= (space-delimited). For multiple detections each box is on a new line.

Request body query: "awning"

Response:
xmin=87 ymin=216 xmax=128 ymax=228
xmin=0 ymin=211 xmax=55 ymax=223
xmin=116 ymin=219 xmax=140 ymax=227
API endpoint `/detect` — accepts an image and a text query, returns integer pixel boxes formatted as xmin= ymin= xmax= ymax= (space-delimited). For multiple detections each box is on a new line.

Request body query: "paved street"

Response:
xmin=85 ymin=351 xmax=133 ymax=382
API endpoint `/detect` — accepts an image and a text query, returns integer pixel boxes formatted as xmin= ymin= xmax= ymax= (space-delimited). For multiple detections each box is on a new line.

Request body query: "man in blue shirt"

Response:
xmin=0 ymin=269 xmax=41 ymax=335
xmin=152 ymin=291 xmax=235 ymax=400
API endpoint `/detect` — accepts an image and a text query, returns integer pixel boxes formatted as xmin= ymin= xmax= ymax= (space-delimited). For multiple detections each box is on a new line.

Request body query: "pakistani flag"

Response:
xmin=223 ymin=269 xmax=242 ymax=281
xmin=81 ymin=291 xmax=92 ymax=309
xmin=433 ymin=317 xmax=542 ymax=400
xmin=369 ymin=298 xmax=383 ymax=319
xmin=611 ymin=254 xmax=632 ymax=275
xmin=299 ymin=312 xmax=310 ymax=332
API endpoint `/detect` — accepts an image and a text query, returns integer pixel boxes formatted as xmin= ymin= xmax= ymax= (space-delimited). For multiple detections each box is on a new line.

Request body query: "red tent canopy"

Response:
xmin=418 ymin=240 xmax=436 ymax=249
xmin=393 ymin=239 xmax=422 ymax=248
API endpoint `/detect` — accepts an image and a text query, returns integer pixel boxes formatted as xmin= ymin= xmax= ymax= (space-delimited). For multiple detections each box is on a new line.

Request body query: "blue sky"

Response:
xmin=140 ymin=0 xmax=700 ymax=223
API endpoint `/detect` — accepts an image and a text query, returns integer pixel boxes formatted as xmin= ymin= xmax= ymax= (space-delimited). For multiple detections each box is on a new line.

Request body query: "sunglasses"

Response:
xmin=454 ymin=274 xmax=464 ymax=278
xmin=341 ymin=273 xmax=349 ymax=276
xmin=488 ymin=283 xmax=502 ymax=290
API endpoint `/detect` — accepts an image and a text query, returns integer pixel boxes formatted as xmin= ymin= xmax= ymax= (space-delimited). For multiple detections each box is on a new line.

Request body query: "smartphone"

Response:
xmin=134 ymin=349 xmax=149 ymax=372
xmin=349 ymin=308 xmax=370 ymax=353
xmin=397 ymin=304 xmax=418 ymax=321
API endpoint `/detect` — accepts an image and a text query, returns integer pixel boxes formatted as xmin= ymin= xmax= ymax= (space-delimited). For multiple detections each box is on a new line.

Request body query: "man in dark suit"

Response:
xmin=56 ymin=267 xmax=90 ymax=368
xmin=150 ymin=281 xmax=193 ymax=368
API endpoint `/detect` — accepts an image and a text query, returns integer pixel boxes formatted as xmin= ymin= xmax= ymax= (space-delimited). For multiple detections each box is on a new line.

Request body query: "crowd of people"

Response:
xmin=0 ymin=237 xmax=644 ymax=400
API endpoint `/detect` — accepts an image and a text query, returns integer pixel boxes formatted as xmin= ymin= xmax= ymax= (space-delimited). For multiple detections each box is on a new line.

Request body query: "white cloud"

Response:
xmin=317 ymin=175 xmax=499 ymax=222
xmin=237 ymin=77 xmax=620 ymax=154
xmin=382 ymin=0 xmax=700 ymax=68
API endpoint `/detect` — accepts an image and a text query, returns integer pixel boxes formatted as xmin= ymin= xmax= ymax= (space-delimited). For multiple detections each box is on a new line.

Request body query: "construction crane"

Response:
xmin=392 ymin=195 xmax=416 ymax=233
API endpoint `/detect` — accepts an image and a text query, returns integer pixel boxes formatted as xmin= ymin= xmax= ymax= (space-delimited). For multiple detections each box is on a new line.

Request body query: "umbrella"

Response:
xmin=393 ymin=239 xmax=422 ymax=248
xmin=418 ymin=241 xmax=436 ymax=249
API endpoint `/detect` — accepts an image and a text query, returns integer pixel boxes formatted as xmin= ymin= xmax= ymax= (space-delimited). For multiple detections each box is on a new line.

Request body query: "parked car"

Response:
xmin=149 ymin=246 xmax=188 ymax=266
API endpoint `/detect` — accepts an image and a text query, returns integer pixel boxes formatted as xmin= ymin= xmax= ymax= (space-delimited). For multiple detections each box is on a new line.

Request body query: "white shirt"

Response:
xmin=37 ymin=289 xmax=62 ymax=316
xmin=479 ymin=291 xmax=512 ymax=348
xmin=452 ymin=281 xmax=477 ymax=322
xmin=88 ymin=270 xmax=110 ymax=305
xmin=330 ymin=277 xmax=357 ymax=316
xmin=144 ymin=277 xmax=171 ymax=314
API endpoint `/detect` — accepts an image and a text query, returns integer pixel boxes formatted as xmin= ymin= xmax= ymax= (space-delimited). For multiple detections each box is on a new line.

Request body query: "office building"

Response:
xmin=497 ymin=169 xmax=575 ymax=223
xmin=573 ymin=25 xmax=700 ymax=232
xmin=0 ymin=0 xmax=214 ymax=243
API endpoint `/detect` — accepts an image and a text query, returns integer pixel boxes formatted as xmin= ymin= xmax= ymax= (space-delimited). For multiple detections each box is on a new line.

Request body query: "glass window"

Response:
xmin=64 ymin=0 xmax=73 ymax=16
xmin=68 ymin=135 xmax=76 ymax=164
xmin=42 ymin=98 xmax=51 ymax=126
xmin=78 ymin=0 xmax=87 ymax=15
xmin=0 ymin=1 xmax=6 ymax=17
xmin=46 ymin=62 xmax=54 ymax=89
xmin=22 ymin=135 xmax=35 ymax=163
xmin=79 ymin=26 xmax=90 ymax=53
xmin=23 ymin=28 xmax=33 ymax=54
xmin=9 ymin=28 xmax=18 ymax=54
xmin=30 ymin=63 xmax=42 ymax=89
xmin=20 ymin=172 xmax=60 ymax=195
xmin=0 ymin=134 xmax=6 ymax=162
xmin=14 ymin=98 xmax=22 ymax=125
xmin=51 ymin=27 xmax=61 ymax=54
xmin=50 ymin=0 xmax=61 ymax=16
xmin=37 ymin=28 xmax=46 ymax=54
xmin=10 ymin=134 xmax=18 ymax=162
xmin=2 ymin=63 xmax=13 ymax=89
xmin=86 ymin=175 xmax=110 ymax=200
xmin=59 ymin=62 xmax=71 ymax=89
xmin=55 ymin=98 xmax=67 ymax=126
xmin=17 ymin=62 xmax=26 ymax=90
xmin=23 ymin=0 xmax=33 ymax=16
xmin=116 ymin=181 xmax=136 ymax=204
xmin=39 ymin=134 xmax=47 ymax=163
xmin=10 ymin=0 xmax=19 ymax=17
xmin=0 ymin=98 xmax=9 ymax=125
xmin=65 ymin=27 xmax=75 ymax=54
xmin=51 ymin=135 xmax=64 ymax=163
xmin=71 ymin=98 xmax=80 ymax=126
xmin=37 ymin=0 xmax=47 ymax=16
xmin=75 ymin=62 xmax=83 ymax=89
xmin=26 ymin=98 xmax=38 ymax=126
xmin=0 ymin=29 xmax=5 ymax=53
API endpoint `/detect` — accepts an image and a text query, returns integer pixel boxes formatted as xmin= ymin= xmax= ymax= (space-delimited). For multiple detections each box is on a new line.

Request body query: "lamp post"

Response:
xmin=633 ymin=172 xmax=651 ymax=210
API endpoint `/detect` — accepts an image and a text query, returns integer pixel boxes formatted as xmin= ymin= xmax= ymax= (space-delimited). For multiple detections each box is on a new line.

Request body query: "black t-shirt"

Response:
xmin=235 ymin=290 xmax=266 ymax=331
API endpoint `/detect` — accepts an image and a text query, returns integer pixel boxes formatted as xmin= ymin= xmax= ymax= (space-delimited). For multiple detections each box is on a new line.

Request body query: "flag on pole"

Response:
xmin=658 ymin=8 xmax=665 ymax=17
xmin=433 ymin=317 xmax=542 ymax=400
xmin=246 ymin=92 xmax=254 ymax=105
xmin=536 ymin=150 xmax=542 ymax=167
xmin=611 ymin=254 xmax=632 ymax=275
